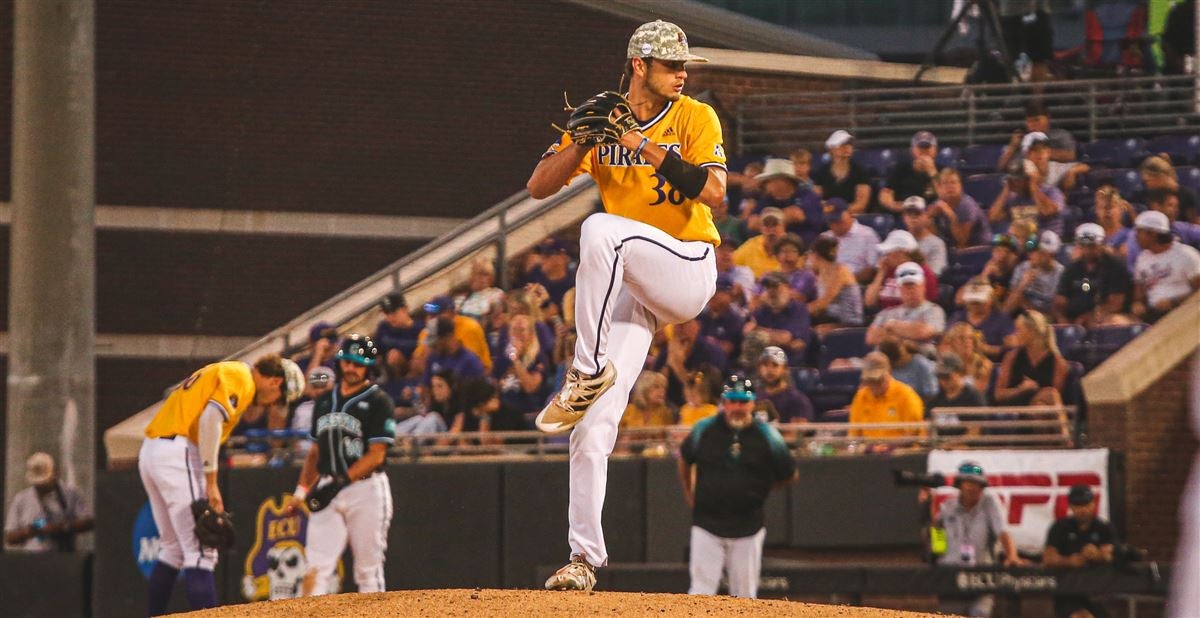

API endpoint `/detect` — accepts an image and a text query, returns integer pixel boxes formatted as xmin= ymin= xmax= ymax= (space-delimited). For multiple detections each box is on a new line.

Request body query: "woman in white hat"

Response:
xmin=812 ymin=130 xmax=871 ymax=215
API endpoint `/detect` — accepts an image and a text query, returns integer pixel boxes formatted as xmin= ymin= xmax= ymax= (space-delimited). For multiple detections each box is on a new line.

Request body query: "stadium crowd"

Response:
xmin=231 ymin=101 xmax=1200 ymax=447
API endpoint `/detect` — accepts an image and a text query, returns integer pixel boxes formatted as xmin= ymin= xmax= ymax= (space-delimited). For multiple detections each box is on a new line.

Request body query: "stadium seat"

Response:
xmin=963 ymin=173 xmax=1004 ymax=209
xmin=1060 ymin=205 xmax=1085 ymax=242
xmin=856 ymin=148 xmax=898 ymax=177
xmin=1077 ymin=323 xmax=1148 ymax=369
xmin=958 ymin=143 xmax=1005 ymax=175
xmin=857 ymin=212 xmax=895 ymax=239
xmin=937 ymin=146 xmax=961 ymax=169
xmin=819 ymin=327 xmax=869 ymax=369
xmin=942 ymin=246 xmax=992 ymax=288
xmin=791 ymin=367 xmax=821 ymax=394
xmin=1080 ymin=137 xmax=1145 ymax=168
xmin=1054 ymin=324 xmax=1087 ymax=361
xmin=1177 ymin=166 xmax=1200 ymax=195
xmin=809 ymin=368 xmax=862 ymax=415
xmin=1087 ymin=168 xmax=1143 ymax=198
xmin=1145 ymin=134 xmax=1200 ymax=165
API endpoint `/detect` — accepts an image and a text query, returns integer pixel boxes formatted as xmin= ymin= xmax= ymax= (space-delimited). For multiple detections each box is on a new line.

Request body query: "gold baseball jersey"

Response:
xmin=544 ymin=95 xmax=726 ymax=245
xmin=145 ymin=361 xmax=256 ymax=444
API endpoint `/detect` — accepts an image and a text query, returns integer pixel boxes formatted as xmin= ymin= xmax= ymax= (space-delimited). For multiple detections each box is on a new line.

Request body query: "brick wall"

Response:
xmin=1089 ymin=356 xmax=1199 ymax=560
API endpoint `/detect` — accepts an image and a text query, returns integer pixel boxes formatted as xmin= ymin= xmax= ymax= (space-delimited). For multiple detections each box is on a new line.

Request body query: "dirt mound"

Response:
xmin=183 ymin=589 xmax=939 ymax=617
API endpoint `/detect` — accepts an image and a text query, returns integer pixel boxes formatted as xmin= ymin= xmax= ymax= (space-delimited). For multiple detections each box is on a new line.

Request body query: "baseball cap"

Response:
xmin=825 ymin=129 xmax=853 ymax=150
xmin=911 ymin=130 xmax=937 ymax=149
xmin=379 ymin=292 xmax=406 ymax=313
xmin=627 ymin=20 xmax=708 ymax=62
xmin=755 ymin=158 xmax=799 ymax=183
xmin=25 ymin=452 xmax=54 ymax=485
xmin=1036 ymin=230 xmax=1062 ymax=254
xmin=878 ymin=230 xmax=919 ymax=254
xmin=1021 ymin=131 xmax=1050 ymax=154
xmin=424 ymin=295 xmax=455 ymax=315
xmin=902 ymin=196 xmax=927 ymax=213
xmin=308 ymin=321 xmax=337 ymax=343
xmin=962 ymin=281 xmax=993 ymax=304
xmin=861 ymin=351 xmax=891 ymax=382
xmin=956 ymin=461 xmax=988 ymax=486
xmin=895 ymin=261 xmax=925 ymax=286
xmin=1068 ymin=484 xmax=1096 ymax=506
xmin=1135 ymin=210 xmax=1171 ymax=233
xmin=1074 ymin=222 xmax=1106 ymax=245
xmin=823 ymin=198 xmax=851 ymax=218
xmin=935 ymin=352 xmax=964 ymax=377
xmin=760 ymin=206 xmax=785 ymax=224
xmin=535 ymin=238 xmax=569 ymax=255
xmin=759 ymin=346 xmax=788 ymax=365
xmin=722 ymin=375 xmax=756 ymax=402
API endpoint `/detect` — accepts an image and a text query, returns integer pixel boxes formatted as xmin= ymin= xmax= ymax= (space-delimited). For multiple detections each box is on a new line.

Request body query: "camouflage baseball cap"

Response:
xmin=627 ymin=20 xmax=708 ymax=62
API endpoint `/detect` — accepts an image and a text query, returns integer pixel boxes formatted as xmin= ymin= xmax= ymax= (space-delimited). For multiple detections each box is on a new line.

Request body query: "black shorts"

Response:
xmin=1002 ymin=10 xmax=1054 ymax=62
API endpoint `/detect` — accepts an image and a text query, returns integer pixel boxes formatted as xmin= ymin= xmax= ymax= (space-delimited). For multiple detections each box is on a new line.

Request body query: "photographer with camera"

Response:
xmin=919 ymin=461 xmax=1025 ymax=617
xmin=1043 ymin=484 xmax=1117 ymax=618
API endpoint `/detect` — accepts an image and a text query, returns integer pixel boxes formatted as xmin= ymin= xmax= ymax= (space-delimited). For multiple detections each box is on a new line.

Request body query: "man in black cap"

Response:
xmin=879 ymin=130 xmax=940 ymax=214
xmin=1043 ymin=484 xmax=1117 ymax=618
xmin=373 ymin=292 xmax=425 ymax=380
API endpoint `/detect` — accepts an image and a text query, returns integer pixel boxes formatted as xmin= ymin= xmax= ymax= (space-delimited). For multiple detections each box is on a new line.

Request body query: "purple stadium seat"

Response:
xmin=1077 ymin=323 xmax=1148 ymax=369
xmin=958 ymin=143 xmax=1005 ymax=175
xmin=1177 ymin=166 xmax=1200 ymax=194
xmin=790 ymin=367 xmax=821 ymax=393
xmin=856 ymin=148 xmax=898 ymax=177
xmin=809 ymin=368 xmax=862 ymax=415
xmin=942 ymin=245 xmax=993 ymax=288
xmin=937 ymin=146 xmax=961 ymax=169
xmin=1087 ymin=168 xmax=1143 ymax=199
xmin=857 ymin=212 xmax=895 ymax=240
xmin=964 ymin=173 xmax=1004 ymax=209
xmin=1054 ymin=324 xmax=1087 ymax=361
xmin=1145 ymin=134 xmax=1200 ymax=165
xmin=819 ymin=327 xmax=870 ymax=369
xmin=1081 ymin=138 xmax=1145 ymax=168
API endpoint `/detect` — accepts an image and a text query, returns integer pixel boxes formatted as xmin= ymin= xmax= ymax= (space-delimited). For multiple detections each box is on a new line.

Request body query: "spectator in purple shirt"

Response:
xmin=747 ymin=273 xmax=812 ymax=364
xmin=949 ymin=280 xmax=1014 ymax=359
xmin=522 ymin=237 xmax=576 ymax=316
xmin=755 ymin=346 xmax=815 ymax=422
xmin=491 ymin=313 xmax=551 ymax=416
xmin=988 ymin=158 xmax=1065 ymax=236
xmin=930 ymin=168 xmax=991 ymax=249
xmin=654 ymin=319 xmax=729 ymax=406
xmin=422 ymin=318 xmax=485 ymax=386
xmin=698 ymin=274 xmax=746 ymax=360
xmin=746 ymin=158 xmax=826 ymax=245
xmin=374 ymin=292 xmax=425 ymax=381
xmin=764 ymin=234 xmax=818 ymax=302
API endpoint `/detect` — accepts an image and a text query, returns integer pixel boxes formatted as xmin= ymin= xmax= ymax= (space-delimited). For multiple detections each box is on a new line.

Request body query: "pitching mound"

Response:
xmin=183 ymin=589 xmax=938 ymax=617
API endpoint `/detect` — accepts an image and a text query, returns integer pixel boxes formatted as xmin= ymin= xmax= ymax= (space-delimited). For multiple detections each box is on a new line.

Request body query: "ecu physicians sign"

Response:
xmin=927 ymin=449 xmax=1110 ymax=553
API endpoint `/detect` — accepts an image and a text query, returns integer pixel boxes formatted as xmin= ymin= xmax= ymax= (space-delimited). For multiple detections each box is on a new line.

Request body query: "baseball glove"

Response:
xmin=561 ymin=91 xmax=639 ymax=147
xmin=305 ymin=476 xmax=349 ymax=513
xmin=190 ymin=500 xmax=235 ymax=550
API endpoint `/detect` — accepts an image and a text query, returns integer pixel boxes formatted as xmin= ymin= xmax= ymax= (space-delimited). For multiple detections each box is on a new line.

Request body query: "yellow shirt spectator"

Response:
xmin=679 ymin=402 xmax=718 ymax=426
xmin=416 ymin=315 xmax=493 ymax=372
xmin=732 ymin=235 xmax=781 ymax=279
xmin=620 ymin=403 xmax=677 ymax=429
xmin=848 ymin=377 xmax=924 ymax=438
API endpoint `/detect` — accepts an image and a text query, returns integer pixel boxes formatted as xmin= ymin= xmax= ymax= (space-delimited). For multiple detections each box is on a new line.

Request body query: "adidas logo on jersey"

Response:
xmin=662 ymin=127 xmax=675 ymax=137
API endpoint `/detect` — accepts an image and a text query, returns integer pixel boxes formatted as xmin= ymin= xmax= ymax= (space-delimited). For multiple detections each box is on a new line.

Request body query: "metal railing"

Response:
xmin=735 ymin=74 xmax=1200 ymax=153
xmin=223 ymin=405 xmax=1077 ymax=466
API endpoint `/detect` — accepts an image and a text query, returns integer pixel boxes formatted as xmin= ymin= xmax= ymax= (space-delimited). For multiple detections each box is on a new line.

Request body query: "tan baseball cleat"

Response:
xmin=534 ymin=362 xmax=616 ymax=434
xmin=544 ymin=554 xmax=597 ymax=592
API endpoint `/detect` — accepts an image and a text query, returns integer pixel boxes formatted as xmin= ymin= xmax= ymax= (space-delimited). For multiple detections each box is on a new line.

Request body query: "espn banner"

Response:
xmin=927 ymin=449 xmax=1110 ymax=553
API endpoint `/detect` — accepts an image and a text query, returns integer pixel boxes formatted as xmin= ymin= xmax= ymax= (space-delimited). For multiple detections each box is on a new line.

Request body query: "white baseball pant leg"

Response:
xmin=304 ymin=478 xmax=349 ymax=596
xmin=568 ymin=213 xmax=717 ymax=568
xmin=688 ymin=526 xmax=765 ymax=598
xmin=343 ymin=473 xmax=393 ymax=593
xmin=724 ymin=527 xmax=766 ymax=598
xmin=138 ymin=437 xmax=218 ymax=571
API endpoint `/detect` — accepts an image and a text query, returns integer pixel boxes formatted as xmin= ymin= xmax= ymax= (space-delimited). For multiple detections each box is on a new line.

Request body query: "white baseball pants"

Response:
xmin=688 ymin=526 xmax=766 ymax=598
xmin=568 ymin=212 xmax=717 ymax=567
xmin=138 ymin=436 xmax=218 ymax=571
xmin=305 ymin=473 xmax=393 ymax=594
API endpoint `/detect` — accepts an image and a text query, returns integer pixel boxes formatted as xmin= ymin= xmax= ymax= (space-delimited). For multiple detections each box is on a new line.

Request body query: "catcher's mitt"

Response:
xmin=190 ymin=500 xmax=235 ymax=550
xmin=305 ymin=476 xmax=349 ymax=513
xmin=561 ymin=91 xmax=639 ymax=147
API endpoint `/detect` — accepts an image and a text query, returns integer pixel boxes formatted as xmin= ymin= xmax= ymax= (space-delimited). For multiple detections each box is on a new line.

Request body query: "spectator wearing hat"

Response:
xmin=878 ymin=131 xmax=940 ymax=214
xmin=813 ymin=130 xmax=871 ymax=215
xmin=747 ymin=158 xmax=825 ymax=245
xmin=1135 ymin=155 xmax=1198 ymax=224
xmin=1004 ymin=230 xmax=1065 ymax=315
xmin=755 ymin=346 xmax=814 ymax=423
xmin=296 ymin=321 xmax=339 ymax=374
xmin=374 ymin=292 xmax=426 ymax=381
xmin=879 ymin=337 xmax=938 ymax=402
xmin=1022 ymin=132 xmax=1089 ymax=191
xmin=1124 ymin=187 xmax=1200 ymax=270
xmin=999 ymin=101 xmax=1077 ymax=172
xmin=989 ymin=157 xmax=1065 ymax=237
xmin=866 ymin=262 xmax=946 ymax=348
xmin=679 ymin=375 xmax=798 ymax=599
xmin=930 ymin=168 xmax=992 ymax=249
xmin=4 ymin=453 xmax=93 ymax=551
xmin=848 ymin=351 xmax=924 ymax=439
xmin=765 ymin=233 xmax=818 ymax=303
xmin=746 ymin=273 xmax=811 ymax=364
xmin=981 ymin=234 xmax=1023 ymax=298
xmin=1132 ymin=210 xmax=1200 ymax=323
xmin=995 ymin=310 xmax=1069 ymax=406
xmin=949 ymin=280 xmax=1014 ymax=358
xmin=422 ymin=317 xmax=485 ymax=388
xmin=866 ymin=230 xmax=940 ymax=310
xmin=715 ymin=240 xmax=757 ymax=306
xmin=1043 ymin=484 xmax=1118 ymax=618
xmin=522 ymin=237 xmax=576 ymax=316
xmin=925 ymin=461 xmax=1024 ymax=617
xmin=901 ymin=196 xmax=948 ymax=275
xmin=655 ymin=318 xmax=729 ymax=407
xmin=733 ymin=207 xmax=785 ymax=278
xmin=1053 ymin=223 xmax=1133 ymax=327
xmin=820 ymin=197 xmax=881 ymax=284
xmin=458 ymin=258 xmax=506 ymax=325
xmin=698 ymin=275 xmax=746 ymax=359
xmin=928 ymin=353 xmax=987 ymax=435
xmin=416 ymin=294 xmax=492 ymax=372
xmin=807 ymin=235 xmax=864 ymax=335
